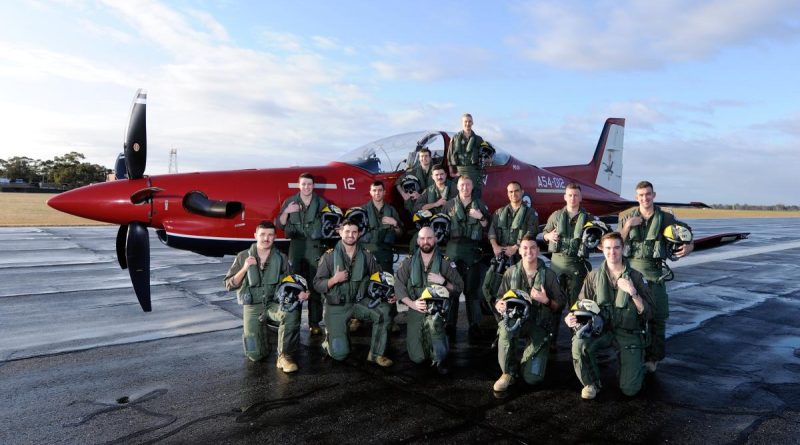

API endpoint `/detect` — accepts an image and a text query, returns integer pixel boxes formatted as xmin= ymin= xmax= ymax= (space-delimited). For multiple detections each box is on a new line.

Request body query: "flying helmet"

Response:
xmin=430 ymin=213 xmax=451 ymax=244
xmin=489 ymin=253 xmax=514 ymax=276
xmin=320 ymin=204 xmax=344 ymax=239
xmin=413 ymin=209 xmax=434 ymax=230
xmin=275 ymin=274 xmax=308 ymax=312
xmin=582 ymin=219 xmax=611 ymax=252
xmin=344 ymin=207 xmax=369 ymax=237
xmin=479 ymin=140 xmax=496 ymax=168
xmin=359 ymin=271 xmax=395 ymax=309
xmin=663 ymin=223 xmax=693 ymax=261
xmin=419 ymin=284 xmax=450 ymax=320
xmin=500 ymin=289 xmax=531 ymax=333
xmin=401 ymin=174 xmax=422 ymax=195
xmin=570 ymin=299 xmax=604 ymax=338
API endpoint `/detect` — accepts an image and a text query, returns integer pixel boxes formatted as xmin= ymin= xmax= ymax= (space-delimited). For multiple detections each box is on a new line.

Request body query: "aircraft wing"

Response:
xmin=692 ymin=232 xmax=750 ymax=252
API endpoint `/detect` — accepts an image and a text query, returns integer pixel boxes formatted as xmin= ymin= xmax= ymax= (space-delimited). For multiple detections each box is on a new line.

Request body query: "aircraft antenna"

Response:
xmin=168 ymin=148 xmax=178 ymax=173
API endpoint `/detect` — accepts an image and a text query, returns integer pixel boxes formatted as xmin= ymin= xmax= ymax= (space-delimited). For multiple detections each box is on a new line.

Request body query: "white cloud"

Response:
xmin=370 ymin=43 xmax=493 ymax=81
xmin=0 ymin=41 xmax=137 ymax=85
xmin=77 ymin=18 xmax=134 ymax=43
xmin=511 ymin=0 xmax=800 ymax=70
xmin=259 ymin=31 xmax=303 ymax=52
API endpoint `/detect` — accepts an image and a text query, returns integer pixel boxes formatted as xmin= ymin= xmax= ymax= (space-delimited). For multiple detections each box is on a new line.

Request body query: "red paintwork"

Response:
xmin=48 ymin=119 xmax=632 ymax=248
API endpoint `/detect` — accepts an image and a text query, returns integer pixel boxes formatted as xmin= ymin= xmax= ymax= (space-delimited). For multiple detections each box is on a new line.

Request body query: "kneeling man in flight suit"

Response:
xmin=314 ymin=218 xmax=394 ymax=367
xmin=395 ymin=226 xmax=464 ymax=374
xmin=565 ymin=232 xmax=654 ymax=400
xmin=224 ymin=221 xmax=308 ymax=372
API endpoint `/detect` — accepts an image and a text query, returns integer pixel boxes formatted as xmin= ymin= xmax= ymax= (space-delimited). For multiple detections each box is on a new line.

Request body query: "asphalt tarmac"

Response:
xmin=1 ymin=219 xmax=799 ymax=444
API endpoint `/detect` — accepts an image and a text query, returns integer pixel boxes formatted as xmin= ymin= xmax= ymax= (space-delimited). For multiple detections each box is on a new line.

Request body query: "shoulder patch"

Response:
xmin=325 ymin=248 xmax=334 ymax=254
xmin=450 ymin=261 xmax=457 ymax=269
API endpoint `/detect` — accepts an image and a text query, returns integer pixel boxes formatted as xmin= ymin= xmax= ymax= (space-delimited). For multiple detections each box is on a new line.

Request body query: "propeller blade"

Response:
xmin=126 ymin=222 xmax=151 ymax=312
xmin=116 ymin=224 xmax=128 ymax=269
xmin=124 ymin=89 xmax=147 ymax=180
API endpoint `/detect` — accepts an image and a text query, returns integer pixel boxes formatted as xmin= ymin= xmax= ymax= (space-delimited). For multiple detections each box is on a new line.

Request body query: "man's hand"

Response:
xmin=244 ymin=256 xmax=257 ymax=268
xmin=387 ymin=295 xmax=397 ymax=304
xmin=545 ymin=232 xmax=560 ymax=243
xmin=675 ymin=242 xmax=694 ymax=258
xmin=298 ymin=291 xmax=310 ymax=301
xmin=624 ymin=216 xmax=643 ymax=230
xmin=413 ymin=299 xmax=427 ymax=312
xmin=427 ymin=272 xmax=446 ymax=285
xmin=492 ymin=244 xmax=504 ymax=256
xmin=505 ymin=245 xmax=518 ymax=256
xmin=381 ymin=216 xmax=398 ymax=227
xmin=410 ymin=191 xmax=420 ymax=200
xmin=565 ymin=312 xmax=578 ymax=328
xmin=468 ymin=208 xmax=484 ymax=220
xmin=332 ymin=266 xmax=349 ymax=285
xmin=530 ymin=286 xmax=549 ymax=305
xmin=495 ymin=299 xmax=506 ymax=313
xmin=284 ymin=201 xmax=301 ymax=215
xmin=616 ymin=277 xmax=637 ymax=296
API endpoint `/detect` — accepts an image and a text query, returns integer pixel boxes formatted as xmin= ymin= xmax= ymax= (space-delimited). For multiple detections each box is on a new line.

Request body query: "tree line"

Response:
xmin=0 ymin=152 xmax=108 ymax=189
xmin=709 ymin=204 xmax=800 ymax=211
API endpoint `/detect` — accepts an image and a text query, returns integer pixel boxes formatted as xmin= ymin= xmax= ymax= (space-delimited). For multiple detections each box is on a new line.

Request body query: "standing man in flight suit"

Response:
xmin=314 ymin=219 xmax=393 ymax=367
xmin=484 ymin=181 xmax=539 ymax=308
xmin=543 ymin=183 xmax=595 ymax=348
xmin=619 ymin=180 xmax=693 ymax=373
xmin=352 ymin=180 xmax=403 ymax=333
xmin=447 ymin=113 xmax=485 ymax=199
xmin=395 ymin=226 xmax=464 ymax=374
xmin=360 ymin=180 xmax=403 ymax=273
xmin=566 ymin=232 xmax=654 ymax=399
xmin=276 ymin=172 xmax=328 ymax=336
xmin=442 ymin=175 xmax=489 ymax=341
xmin=224 ymin=221 xmax=308 ymax=372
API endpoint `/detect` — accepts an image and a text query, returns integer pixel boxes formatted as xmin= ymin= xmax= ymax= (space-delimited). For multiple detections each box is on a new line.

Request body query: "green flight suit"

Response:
xmin=359 ymin=200 xmax=402 ymax=273
xmin=544 ymin=207 xmax=594 ymax=346
xmin=224 ymin=244 xmax=296 ymax=362
xmin=571 ymin=260 xmax=654 ymax=396
xmin=619 ymin=206 xmax=686 ymax=363
xmin=483 ymin=203 xmax=539 ymax=311
xmin=313 ymin=241 xmax=385 ymax=361
xmin=443 ymin=196 xmax=490 ymax=330
xmin=276 ymin=192 xmax=328 ymax=327
xmin=395 ymin=249 xmax=464 ymax=364
xmin=496 ymin=262 xmax=565 ymax=384
xmin=447 ymin=130 xmax=485 ymax=199
xmin=413 ymin=180 xmax=456 ymax=214
xmin=408 ymin=180 xmax=456 ymax=256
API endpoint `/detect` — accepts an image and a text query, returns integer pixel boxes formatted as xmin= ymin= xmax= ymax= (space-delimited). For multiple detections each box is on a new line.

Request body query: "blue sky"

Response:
xmin=1 ymin=0 xmax=798 ymax=205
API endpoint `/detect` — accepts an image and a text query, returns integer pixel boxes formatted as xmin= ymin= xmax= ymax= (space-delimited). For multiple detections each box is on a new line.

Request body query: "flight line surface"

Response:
xmin=1 ymin=219 xmax=799 ymax=444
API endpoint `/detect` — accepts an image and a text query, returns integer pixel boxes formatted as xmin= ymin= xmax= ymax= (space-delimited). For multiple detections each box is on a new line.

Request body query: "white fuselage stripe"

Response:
xmin=288 ymin=183 xmax=338 ymax=189
xmin=165 ymin=232 xmax=289 ymax=243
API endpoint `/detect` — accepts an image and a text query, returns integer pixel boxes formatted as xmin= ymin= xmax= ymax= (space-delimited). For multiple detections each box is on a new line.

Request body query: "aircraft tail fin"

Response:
xmin=549 ymin=118 xmax=625 ymax=196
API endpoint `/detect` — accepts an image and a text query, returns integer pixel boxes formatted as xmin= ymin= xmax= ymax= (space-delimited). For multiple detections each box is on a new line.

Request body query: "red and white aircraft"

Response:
xmin=48 ymin=90 xmax=747 ymax=311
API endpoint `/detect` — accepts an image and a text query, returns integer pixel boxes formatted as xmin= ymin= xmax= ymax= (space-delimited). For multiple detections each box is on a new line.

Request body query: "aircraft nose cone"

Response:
xmin=47 ymin=180 xmax=151 ymax=225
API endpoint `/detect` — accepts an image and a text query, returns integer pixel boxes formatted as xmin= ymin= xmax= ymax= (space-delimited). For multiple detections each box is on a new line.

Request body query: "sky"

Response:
xmin=0 ymin=0 xmax=798 ymax=205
